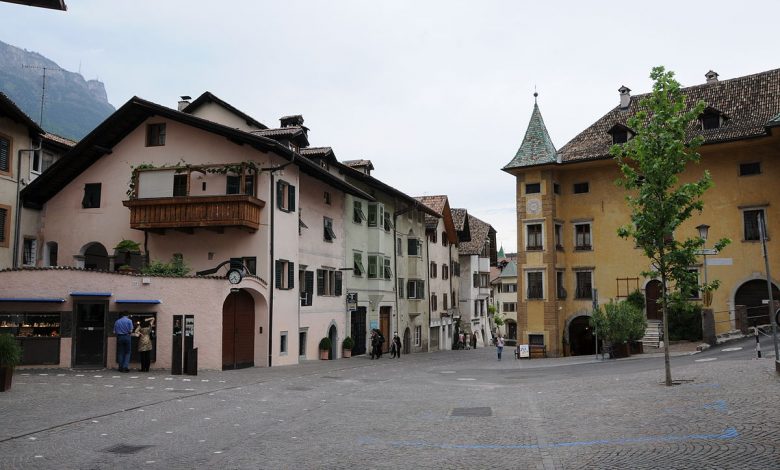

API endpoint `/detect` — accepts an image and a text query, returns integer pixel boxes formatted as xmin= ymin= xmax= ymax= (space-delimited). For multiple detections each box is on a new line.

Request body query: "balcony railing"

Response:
xmin=123 ymin=195 xmax=265 ymax=233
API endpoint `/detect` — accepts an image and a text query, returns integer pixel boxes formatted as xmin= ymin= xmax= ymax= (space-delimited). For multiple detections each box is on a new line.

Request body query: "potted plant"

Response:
xmin=319 ymin=337 xmax=332 ymax=360
xmin=342 ymin=336 xmax=354 ymax=358
xmin=114 ymin=239 xmax=142 ymax=272
xmin=0 ymin=333 xmax=22 ymax=392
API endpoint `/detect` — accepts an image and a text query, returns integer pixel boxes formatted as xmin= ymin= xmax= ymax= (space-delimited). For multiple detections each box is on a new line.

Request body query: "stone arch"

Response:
xmin=732 ymin=277 xmax=780 ymax=326
xmin=327 ymin=322 xmax=338 ymax=360
xmin=80 ymin=242 xmax=109 ymax=271
xmin=566 ymin=314 xmax=596 ymax=356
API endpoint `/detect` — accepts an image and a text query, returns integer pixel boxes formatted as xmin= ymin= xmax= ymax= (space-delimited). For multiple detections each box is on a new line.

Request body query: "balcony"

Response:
xmin=123 ymin=195 xmax=265 ymax=233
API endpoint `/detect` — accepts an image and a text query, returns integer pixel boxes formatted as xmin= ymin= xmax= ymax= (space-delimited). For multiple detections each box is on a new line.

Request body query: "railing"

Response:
xmin=123 ymin=195 xmax=265 ymax=232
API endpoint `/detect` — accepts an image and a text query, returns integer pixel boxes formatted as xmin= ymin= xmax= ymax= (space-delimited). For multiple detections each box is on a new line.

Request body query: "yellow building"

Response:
xmin=502 ymin=70 xmax=780 ymax=357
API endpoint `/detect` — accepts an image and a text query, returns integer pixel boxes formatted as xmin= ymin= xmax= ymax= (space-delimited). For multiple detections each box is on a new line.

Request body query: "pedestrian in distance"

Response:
xmin=496 ymin=334 xmax=505 ymax=361
xmin=113 ymin=312 xmax=133 ymax=372
xmin=471 ymin=332 xmax=477 ymax=349
xmin=133 ymin=317 xmax=156 ymax=372
xmin=457 ymin=332 xmax=465 ymax=350
xmin=390 ymin=332 xmax=402 ymax=358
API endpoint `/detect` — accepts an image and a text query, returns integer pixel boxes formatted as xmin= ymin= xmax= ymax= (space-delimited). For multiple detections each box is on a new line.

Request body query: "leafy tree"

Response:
xmin=611 ymin=66 xmax=730 ymax=385
xmin=141 ymin=256 xmax=190 ymax=277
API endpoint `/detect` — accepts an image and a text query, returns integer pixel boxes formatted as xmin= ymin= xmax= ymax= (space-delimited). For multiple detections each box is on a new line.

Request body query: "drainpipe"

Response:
xmin=448 ymin=241 xmax=453 ymax=349
xmin=425 ymin=228 xmax=431 ymax=352
xmin=13 ymin=140 xmax=42 ymax=268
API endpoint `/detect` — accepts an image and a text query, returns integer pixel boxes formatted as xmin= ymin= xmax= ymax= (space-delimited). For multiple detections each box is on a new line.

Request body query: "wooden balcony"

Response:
xmin=123 ymin=195 xmax=265 ymax=233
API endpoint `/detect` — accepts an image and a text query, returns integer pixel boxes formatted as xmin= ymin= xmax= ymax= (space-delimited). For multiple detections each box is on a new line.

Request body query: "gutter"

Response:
xmin=13 ymin=140 xmax=41 ymax=268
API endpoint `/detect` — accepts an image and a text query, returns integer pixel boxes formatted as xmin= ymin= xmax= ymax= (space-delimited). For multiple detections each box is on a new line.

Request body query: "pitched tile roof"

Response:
xmin=451 ymin=208 xmax=468 ymax=231
xmin=0 ymin=91 xmax=44 ymax=134
xmin=342 ymin=159 xmax=374 ymax=170
xmin=557 ymin=68 xmax=780 ymax=163
xmin=458 ymin=213 xmax=495 ymax=256
xmin=182 ymin=91 xmax=267 ymax=130
xmin=42 ymin=132 xmax=76 ymax=147
xmin=503 ymin=98 xmax=558 ymax=170
xmin=415 ymin=195 xmax=448 ymax=229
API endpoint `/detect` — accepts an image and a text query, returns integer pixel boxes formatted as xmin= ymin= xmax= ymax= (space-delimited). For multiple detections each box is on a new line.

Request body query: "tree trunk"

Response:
xmin=661 ymin=269 xmax=673 ymax=386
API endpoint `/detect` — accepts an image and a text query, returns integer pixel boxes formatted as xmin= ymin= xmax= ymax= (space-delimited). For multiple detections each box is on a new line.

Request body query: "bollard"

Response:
xmin=755 ymin=326 xmax=761 ymax=359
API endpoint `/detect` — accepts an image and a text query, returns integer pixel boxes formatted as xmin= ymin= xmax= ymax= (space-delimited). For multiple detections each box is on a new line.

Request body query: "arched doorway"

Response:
xmin=645 ymin=280 xmax=663 ymax=321
xmin=569 ymin=316 xmax=596 ymax=356
xmin=328 ymin=324 xmax=337 ymax=360
xmin=506 ymin=320 xmax=517 ymax=341
xmin=83 ymin=243 xmax=109 ymax=270
xmin=735 ymin=279 xmax=780 ymax=326
xmin=222 ymin=290 xmax=255 ymax=370
xmin=403 ymin=327 xmax=411 ymax=354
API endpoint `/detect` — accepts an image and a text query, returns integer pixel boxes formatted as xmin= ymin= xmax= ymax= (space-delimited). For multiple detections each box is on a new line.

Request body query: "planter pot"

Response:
xmin=0 ymin=366 xmax=14 ymax=392
xmin=319 ymin=349 xmax=329 ymax=360
xmin=629 ymin=341 xmax=644 ymax=355
xmin=611 ymin=342 xmax=630 ymax=359
xmin=342 ymin=349 xmax=351 ymax=358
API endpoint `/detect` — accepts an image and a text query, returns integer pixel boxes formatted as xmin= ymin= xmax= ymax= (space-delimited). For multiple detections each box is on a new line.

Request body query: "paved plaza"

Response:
xmin=1 ymin=340 xmax=779 ymax=469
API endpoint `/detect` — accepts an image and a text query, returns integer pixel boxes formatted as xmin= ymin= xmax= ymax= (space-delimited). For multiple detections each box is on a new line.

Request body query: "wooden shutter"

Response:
xmin=335 ymin=271 xmax=343 ymax=296
xmin=305 ymin=271 xmax=314 ymax=305
xmin=0 ymin=137 xmax=9 ymax=172
xmin=0 ymin=207 xmax=5 ymax=243
xmin=288 ymin=185 xmax=296 ymax=212
xmin=275 ymin=260 xmax=282 ymax=288
xmin=276 ymin=180 xmax=284 ymax=209
xmin=317 ymin=269 xmax=325 ymax=296
xmin=287 ymin=262 xmax=295 ymax=289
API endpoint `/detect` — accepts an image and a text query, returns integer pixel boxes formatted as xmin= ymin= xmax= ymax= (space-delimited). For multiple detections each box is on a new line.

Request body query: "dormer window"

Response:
xmin=607 ymin=123 xmax=634 ymax=145
xmin=699 ymin=107 xmax=727 ymax=130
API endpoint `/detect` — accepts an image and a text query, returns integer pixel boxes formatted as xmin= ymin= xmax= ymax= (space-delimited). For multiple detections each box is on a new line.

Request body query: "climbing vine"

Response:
xmin=126 ymin=160 xmax=261 ymax=199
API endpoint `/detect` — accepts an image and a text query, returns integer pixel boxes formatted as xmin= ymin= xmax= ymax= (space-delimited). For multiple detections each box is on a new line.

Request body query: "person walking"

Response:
xmin=457 ymin=332 xmax=465 ymax=350
xmin=134 ymin=317 xmax=155 ymax=372
xmin=114 ymin=313 xmax=133 ymax=372
xmin=496 ymin=334 xmax=505 ymax=361
xmin=391 ymin=333 xmax=402 ymax=358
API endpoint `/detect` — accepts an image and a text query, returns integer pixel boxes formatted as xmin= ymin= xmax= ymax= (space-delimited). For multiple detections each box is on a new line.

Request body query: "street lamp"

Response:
xmin=696 ymin=224 xmax=711 ymax=306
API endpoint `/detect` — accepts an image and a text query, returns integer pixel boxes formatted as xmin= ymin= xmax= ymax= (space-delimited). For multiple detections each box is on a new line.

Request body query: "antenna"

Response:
xmin=22 ymin=64 xmax=62 ymax=128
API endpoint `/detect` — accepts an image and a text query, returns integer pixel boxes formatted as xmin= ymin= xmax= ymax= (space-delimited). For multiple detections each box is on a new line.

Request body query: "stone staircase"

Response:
xmin=642 ymin=320 xmax=663 ymax=348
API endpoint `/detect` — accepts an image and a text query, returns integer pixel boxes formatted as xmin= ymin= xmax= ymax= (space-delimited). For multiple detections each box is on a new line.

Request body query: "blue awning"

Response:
xmin=0 ymin=298 xmax=66 ymax=303
xmin=115 ymin=299 xmax=162 ymax=304
xmin=70 ymin=292 xmax=113 ymax=297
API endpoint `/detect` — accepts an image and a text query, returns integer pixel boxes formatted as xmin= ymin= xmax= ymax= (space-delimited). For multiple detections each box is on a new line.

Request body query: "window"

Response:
xmin=502 ymin=283 xmax=517 ymax=293
xmin=227 ymin=174 xmax=255 ymax=196
xmin=739 ymin=162 xmax=761 ymax=176
xmin=453 ymin=262 xmax=460 ymax=276
xmin=173 ymin=174 xmax=188 ymax=196
xmin=415 ymin=326 xmax=422 ymax=346
xmin=275 ymin=259 xmax=294 ymax=290
xmin=299 ymin=270 xmax=313 ymax=306
xmin=353 ymin=252 xmax=365 ymax=277
xmin=555 ymin=223 xmax=563 ymax=250
xmin=575 ymin=271 xmax=593 ymax=299
xmin=82 ymin=183 xmax=101 ymax=209
xmin=525 ymin=182 xmax=541 ymax=194
xmin=407 ymin=280 xmax=425 ymax=299
xmin=529 ymin=334 xmax=544 ymax=346
xmin=526 ymin=224 xmax=543 ymax=250
xmin=384 ymin=257 xmax=392 ymax=279
xmin=231 ymin=256 xmax=257 ymax=275
xmin=324 ymin=217 xmax=336 ymax=242
xmin=687 ymin=268 xmax=700 ymax=299
xmin=442 ymin=264 xmax=449 ymax=280
xmin=527 ymin=271 xmax=544 ymax=300
xmin=383 ymin=210 xmax=393 ymax=231
xmin=398 ymin=278 xmax=405 ymax=298
xmin=443 ymin=293 xmax=448 ymax=310
xmin=367 ymin=204 xmax=381 ymax=227
xmin=407 ymin=238 xmax=420 ymax=256
xmin=146 ymin=123 xmax=166 ymax=146
xmin=430 ymin=262 xmax=437 ymax=278
xmin=574 ymin=223 xmax=592 ymax=250
xmin=743 ymin=208 xmax=766 ymax=241
xmin=612 ymin=130 xmax=629 ymax=144
xmin=368 ymin=255 xmax=379 ymax=279
xmin=0 ymin=206 xmax=9 ymax=247
xmin=317 ymin=268 xmax=342 ymax=296
xmin=553 ymin=183 xmax=560 ymax=195
xmin=0 ymin=135 xmax=10 ymax=174
xmin=556 ymin=271 xmax=566 ymax=299
xmin=397 ymin=238 xmax=403 ymax=255
xmin=503 ymin=302 xmax=517 ymax=313
xmin=431 ymin=294 xmax=437 ymax=311
xmin=276 ymin=180 xmax=296 ymax=212
xmin=473 ymin=272 xmax=479 ymax=288
xmin=324 ymin=191 xmax=331 ymax=205
xmin=23 ymin=238 xmax=37 ymax=266
xmin=700 ymin=112 xmax=721 ymax=130
xmin=573 ymin=182 xmax=589 ymax=194
xmin=442 ymin=233 xmax=448 ymax=247
xmin=480 ymin=273 xmax=490 ymax=288
xmin=299 ymin=331 xmax=307 ymax=357
xmin=430 ymin=231 xmax=437 ymax=243
xmin=353 ymin=201 xmax=366 ymax=224
xmin=31 ymin=150 xmax=42 ymax=175
xmin=280 ymin=332 xmax=288 ymax=355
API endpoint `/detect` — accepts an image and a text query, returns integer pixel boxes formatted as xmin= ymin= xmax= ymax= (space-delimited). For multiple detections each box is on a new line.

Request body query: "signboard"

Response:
xmin=517 ymin=344 xmax=529 ymax=358
xmin=370 ymin=320 xmax=378 ymax=330
xmin=696 ymin=248 xmax=718 ymax=255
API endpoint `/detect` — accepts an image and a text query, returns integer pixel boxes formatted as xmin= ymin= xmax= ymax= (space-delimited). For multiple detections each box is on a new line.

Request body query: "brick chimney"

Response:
xmin=618 ymin=86 xmax=631 ymax=109
xmin=705 ymin=70 xmax=719 ymax=84
xmin=178 ymin=95 xmax=191 ymax=111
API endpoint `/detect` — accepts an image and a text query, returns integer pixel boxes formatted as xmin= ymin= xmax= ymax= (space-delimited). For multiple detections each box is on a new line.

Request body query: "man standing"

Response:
xmin=114 ymin=313 xmax=133 ymax=372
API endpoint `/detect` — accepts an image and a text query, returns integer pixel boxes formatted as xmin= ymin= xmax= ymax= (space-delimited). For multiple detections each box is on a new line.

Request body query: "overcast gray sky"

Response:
xmin=2 ymin=0 xmax=779 ymax=252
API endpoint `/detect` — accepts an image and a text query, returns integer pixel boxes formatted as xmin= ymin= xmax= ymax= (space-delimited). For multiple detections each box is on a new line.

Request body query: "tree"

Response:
xmin=611 ymin=66 xmax=730 ymax=386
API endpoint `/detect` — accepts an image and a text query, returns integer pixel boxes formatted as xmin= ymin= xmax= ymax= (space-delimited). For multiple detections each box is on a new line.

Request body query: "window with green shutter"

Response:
xmin=276 ymin=180 xmax=295 ymax=212
xmin=0 ymin=136 xmax=10 ymax=173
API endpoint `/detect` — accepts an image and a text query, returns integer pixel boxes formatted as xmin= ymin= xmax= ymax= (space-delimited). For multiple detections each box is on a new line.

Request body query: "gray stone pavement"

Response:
xmin=1 ymin=345 xmax=778 ymax=469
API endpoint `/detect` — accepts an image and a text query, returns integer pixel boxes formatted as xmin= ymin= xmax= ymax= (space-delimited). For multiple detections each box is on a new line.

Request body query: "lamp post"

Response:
xmin=696 ymin=224 xmax=711 ymax=306
xmin=757 ymin=213 xmax=779 ymax=365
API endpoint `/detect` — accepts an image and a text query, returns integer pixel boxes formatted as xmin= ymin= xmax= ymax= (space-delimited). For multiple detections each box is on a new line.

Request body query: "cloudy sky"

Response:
xmin=2 ymin=0 xmax=779 ymax=252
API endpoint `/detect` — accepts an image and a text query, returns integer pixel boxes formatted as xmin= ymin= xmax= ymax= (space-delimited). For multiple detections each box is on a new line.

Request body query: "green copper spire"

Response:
xmin=503 ymin=93 xmax=558 ymax=169
xmin=498 ymin=245 xmax=505 ymax=259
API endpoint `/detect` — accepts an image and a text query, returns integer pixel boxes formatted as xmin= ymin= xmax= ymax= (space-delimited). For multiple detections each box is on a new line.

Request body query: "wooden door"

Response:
xmin=379 ymin=307 xmax=391 ymax=353
xmin=73 ymin=302 xmax=106 ymax=367
xmin=645 ymin=280 xmax=662 ymax=321
xmin=350 ymin=308 xmax=367 ymax=355
xmin=222 ymin=290 xmax=255 ymax=370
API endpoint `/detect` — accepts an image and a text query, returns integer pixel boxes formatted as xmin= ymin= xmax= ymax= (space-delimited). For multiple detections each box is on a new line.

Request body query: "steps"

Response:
xmin=642 ymin=320 xmax=662 ymax=348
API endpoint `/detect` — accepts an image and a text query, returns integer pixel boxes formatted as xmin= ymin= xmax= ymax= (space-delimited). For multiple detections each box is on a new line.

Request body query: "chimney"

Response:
xmin=280 ymin=115 xmax=304 ymax=128
xmin=705 ymin=70 xmax=719 ymax=84
xmin=618 ymin=86 xmax=631 ymax=109
xmin=178 ymin=95 xmax=192 ymax=111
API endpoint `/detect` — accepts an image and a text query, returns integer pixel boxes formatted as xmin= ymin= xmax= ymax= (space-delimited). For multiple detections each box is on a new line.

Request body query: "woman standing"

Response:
xmin=134 ymin=317 xmax=155 ymax=372
xmin=496 ymin=334 xmax=505 ymax=361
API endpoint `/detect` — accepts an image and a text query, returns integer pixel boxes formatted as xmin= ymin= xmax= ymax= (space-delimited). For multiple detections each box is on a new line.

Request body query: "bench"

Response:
xmin=529 ymin=345 xmax=547 ymax=359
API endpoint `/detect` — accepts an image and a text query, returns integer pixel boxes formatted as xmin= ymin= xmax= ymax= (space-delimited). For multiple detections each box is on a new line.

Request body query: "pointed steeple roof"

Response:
xmin=503 ymin=93 xmax=558 ymax=170
xmin=497 ymin=245 xmax=505 ymax=259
